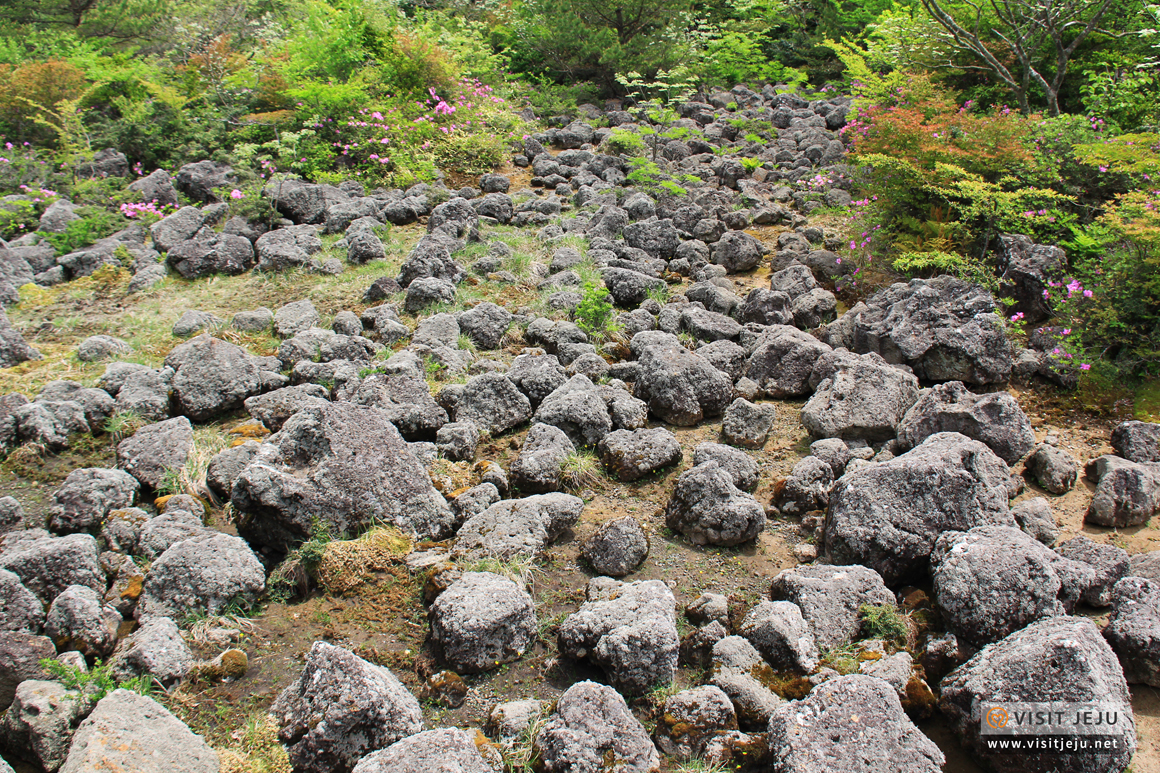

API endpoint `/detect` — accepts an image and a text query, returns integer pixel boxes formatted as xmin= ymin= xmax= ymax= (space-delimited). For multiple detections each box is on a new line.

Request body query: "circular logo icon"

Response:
xmin=986 ymin=707 xmax=1010 ymax=730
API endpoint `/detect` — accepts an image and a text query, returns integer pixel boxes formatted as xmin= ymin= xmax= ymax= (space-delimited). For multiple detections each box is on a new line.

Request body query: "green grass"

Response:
xmin=858 ymin=603 xmax=909 ymax=645
xmin=560 ymin=449 xmax=603 ymax=490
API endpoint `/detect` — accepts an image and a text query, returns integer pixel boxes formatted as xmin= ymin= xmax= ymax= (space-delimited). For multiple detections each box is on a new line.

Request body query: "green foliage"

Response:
xmin=42 ymin=208 xmax=121 ymax=254
xmin=561 ymin=448 xmax=603 ymax=487
xmin=626 ymin=157 xmax=686 ymax=197
xmin=604 ymin=128 xmax=647 ymax=156
xmin=40 ymin=657 xmax=155 ymax=702
xmin=573 ymin=280 xmax=619 ymax=338
xmin=740 ymin=157 xmax=763 ymax=172
xmin=103 ymin=410 xmax=145 ymax=443
xmin=859 ymin=603 xmax=909 ymax=645
xmin=0 ymin=198 xmax=39 ymax=238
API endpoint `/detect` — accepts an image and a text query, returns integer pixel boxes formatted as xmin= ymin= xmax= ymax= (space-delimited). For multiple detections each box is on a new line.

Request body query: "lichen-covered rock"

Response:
xmin=770 ymin=564 xmax=896 ymax=651
xmin=772 ymin=456 xmax=833 ymax=517
xmin=580 ymin=516 xmax=649 ymax=576
xmin=0 ymin=532 xmax=103 ymax=605
xmin=233 ymin=402 xmax=454 ymax=552
xmin=722 ymin=398 xmax=774 ymax=449
xmin=272 ymin=642 xmax=423 ymax=773
xmin=654 ymin=685 xmax=738 ymax=759
xmin=1104 ymin=577 xmax=1160 ymax=686
xmin=940 ymin=616 xmax=1136 ymax=773
xmin=710 ymin=635 xmax=783 ymax=728
xmin=109 ymin=616 xmax=193 ymax=685
xmin=455 ymin=493 xmax=583 ymax=559
xmin=635 ymin=344 xmax=732 ymax=426
xmin=115 ymin=416 xmax=193 ymax=489
xmin=767 ymin=675 xmax=944 ymax=773
xmin=558 ymin=579 xmax=678 ymax=694
xmin=1083 ymin=455 xmax=1160 ymax=528
xmin=44 ymin=584 xmax=118 ymax=658
xmin=534 ymin=681 xmax=660 ymax=773
xmin=455 ymin=372 xmax=532 ymax=436
xmin=50 ymin=468 xmax=139 ymax=534
xmin=138 ymin=533 xmax=265 ymax=619
xmin=801 ymin=351 xmax=919 ymax=442
xmin=510 ymin=423 xmax=575 ymax=493
xmin=351 ymin=728 xmax=497 ymax=773
xmin=665 ymin=462 xmax=765 ymax=546
xmin=430 ymin=572 xmax=536 ymax=673
xmin=825 ymin=432 xmax=1015 ymax=585
xmin=739 ymin=600 xmax=819 ymax=672
xmin=896 ymin=381 xmax=1035 ymax=464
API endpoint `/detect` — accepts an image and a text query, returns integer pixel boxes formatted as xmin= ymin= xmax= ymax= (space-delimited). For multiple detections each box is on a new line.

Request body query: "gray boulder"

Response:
xmin=455 ymin=373 xmax=532 ymax=436
xmin=740 ymin=288 xmax=793 ymax=326
xmin=167 ymin=233 xmax=254 ymax=278
xmin=603 ymin=267 xmax=666 ymax=307
xmin=351 ymin=728 xmax=496 ymax=773
xmin=435 ymin=421 xmax=478 ymax=462
xmin=580 ymin=516 xmax=649 ymax=576
xmin=681 ymin=307 xmax=742 ymax=343
xmin=772 ymin=456 xmax=833 ymax=516
xmin=0 ymin=569 xmax=42 ymax=632
xmin=654 ymin=685 xmax=737 ymax=759
xmin=1104 ymin=576 xmax=1160 ymax=686
xmin=404 ymin=276 xmax=456 ymax=312
xmin=896 ymin=381 xmax=1034 ymax=463
xmin=264 ymin=179 xmax=350 ymax=225
xmin=597 ymin=427 xmax=682 ymax=482
xmin=0 ymin=532 xmax=103 ymax=605
xmin=0 ymin=632 xmax=54 ymax=711
xmin=711 ymin=230 xmax=765 ymax=272
xmin=801 ymin=351 xmax=919 ymax=442
xmin=710 ymin=635 xmax=782 ymax=727
xmin=722 ymin=398 xmax=774 ymax=449
xmin=1054 ymin=534 xmax=1130 ymax=607
xmin=50 ymin=467 xmax=139 ymax=534
xmin=165 ymin=334 xmax=262 ymax=421
xmin=740 ymin=600 xmax=818 ymax=672
xmin=559 ymin=578 xmax=678 ymax=693
xmin=694 ymin=442 xmax=759 ymax=491
xmin=273 ymin=641 xmax=422 ymax=773
xmin=115 ymin=416 xmax=193 ymax=489
xmin=244 ymin=384 xmax=330 ymax=432
xmin=532 ymin=375 xmax=622 ymax=447
xmin=338 ymin=373 xmax=447 ymax=440
xmin=59 ymin=689 xmax=218 ymax=773
xmin=940 ymin=616 xmax=1136 ymax=773
xmin=665 ymin=462 xmax=765 ymax=546
xmin=459 ymin=302 xmax=513 ymax=350
xmin=234 ymin=403 xmax=453 ymax=551
xmin=150 ymin=206 xmax=205 ymax=252
xmin=767 ymin=675 xmax=944 ymax=773
xmin=635 ymin=344 xmax=732 ymax=425
xmin=74 ymin=334 xmax=129 ymax=363
xmin=0 ymin=679 xmax=86 ymax=772
xmin=1023 ymin=442 xmax=1078 ymax=495
xmin=744 ymin=325 xmax=832 ymax=398
xmin=534 ymin=681 xmax=659 ymax=773
xmin=820 ymin=277 xmax=1012 ymax=385
xmin=506 ymin=352 xmax=567 ymax=407
xmin=171 ymin=309 xmax=224 ymax=337
xmin=138 ymin=533 xmax=265 ymax=619
xmin=108 ymin=615 xmax=191 ymax=685
xmin=174 ymin=160 xmax=234 ymax=202
xmin=1083 ymin=455 xmax=1160 ymax=528
xmin=346 ymin=230 xmax=385 ymax=264
xmin=770 ymin=563 xmax=895 ymax=651
xmin=255 ymin=226 xmax=323 ymax=272
xmin=274 ymin=299 xmax=321 ymax=338
xmin=825 ymin=432 xmax=1015 ymax=585
xmin=455 ymin=493 xmax=583 ymax=559
xmin=430 ymin=571 xmax=536 ymax=673
xmin=0 ymin=310 xmax=41 ymax=368
xmin=1011 ymin=497 xmax=1059 ymax=544
xmin=623 ymin=218 xmax=680 ymax=259
xmin=44 ymin=584 xmax=118 ymax=658
xmin=1112 ymin=421 xmax=1160 ymax=463
xmin=510 ymin=422 xmax=575 ymax=493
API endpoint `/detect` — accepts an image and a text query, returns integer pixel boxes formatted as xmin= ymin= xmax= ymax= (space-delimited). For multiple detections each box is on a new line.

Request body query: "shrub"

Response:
xmin=573 ymin=280 xmax=619 ymax=338
xmin=604 ymin=128 xmax=647 ymax=157
xmin=0 ymin=59 xmax=87 ymax=142
xmin=859 ymin=603 xmax=908 ymax=645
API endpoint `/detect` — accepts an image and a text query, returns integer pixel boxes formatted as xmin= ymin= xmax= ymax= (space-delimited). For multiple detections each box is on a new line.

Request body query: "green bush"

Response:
xmin=604 ymin=128 xmax=646 ymax=156
xmin=574 ymin=280 xmax=619 ymax=338
xmin=858 ymin=603 xmax=908 ymax=645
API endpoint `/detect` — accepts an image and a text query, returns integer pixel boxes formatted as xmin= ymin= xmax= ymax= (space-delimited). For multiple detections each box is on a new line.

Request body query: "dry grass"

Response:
xmin=216 ymin=714 xmax=291 ymax=773
xmin=315 ymin=526 xmax=413 ymax=595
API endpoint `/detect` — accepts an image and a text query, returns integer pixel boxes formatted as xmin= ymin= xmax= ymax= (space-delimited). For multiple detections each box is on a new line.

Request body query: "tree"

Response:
xmin=916 ymin=0 xmax=1117 ymax=115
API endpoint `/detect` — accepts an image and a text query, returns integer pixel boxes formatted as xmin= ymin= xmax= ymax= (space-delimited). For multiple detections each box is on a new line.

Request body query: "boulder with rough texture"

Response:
xmin=0 ymin=310 xmax=40 ymax=368
xmin=138 ymin=533 xmax=265 ymax=619
xmin=558 ymin=579 xmax=679 ymax=694
xmin=75 ymin=334 xmax=130 ymax=362
xmin=744 ymin=325 xmax=832 ymax=398
xmin=167 ymin=233 xmax=254 ymax=278
xmin=1054 ymin=534 xmax=1130 ymax=607
xmin=597 ymin=427 xmax=682 ymax=482
xmin=272 ymin=642 xmax=422 ymax=773
xmin=580 ymin=516 xmax=649 ymax=576
xmin=0 ymin=569 xmax=42 ymax=632
xmin=49 ymin=467 xmax=139 ymax=534
xmin=931 ymin=526 xmax=1092 ymax=649
xmin=0 ymin=532 xmax=103 ymax=605
xmin=351 ymin=728 xmax=497 ymax=773
xmin=233 ymin=403 xmax=454 ymax=552
xmin=767 ymin=675 xmax=945 ymax=773
xmin=534 ymin=680 xmax=660 ymax=773
xmin=1083 ymin=455 xmax=1160 ymax=528
xmin=109 ymin=616 xmax=193 ymax=685
xmin=459 ymin=302 xmax=513 ymax=350
xmin=59 ymin=689 xmax=219 ymax=773
xmin=740 ymin=600 xmax=818 ymax=672
xmin=1104 ymin=576 xmax=1160 ymax=686
xmin=165 ymin=334 xmax=263 ymax=421
xmin=455 ymin=373 xmax=532 ymax=436
xmin=710 ymin=635 xmax=782 ymax=727
xmin=404 ymin=276 xmax=456 ymax=312
xmin=1024 ymin=442 xmax=1078 ymax=495
xmin=455 ymin=493 xmax=583 ymax=559
xmin=711 ymin=230 xmax=766 ymax=272
xmin=772 ymin=456 xmax=833 ymax=516
xmin=940 ymin=616 xmax=1136 ymax=773
xmin=801 ymin=351 xmax=919 ymax=442
xmin=722 ymin=398 xmax=774 ymax=449
xmin=506 ymin=352 xmax=567 ymax=407
xmin=822 ymin=277 xmax=1012 ymax=385
xmin=532 ymin=375 xmax=625 ymax=447
xmin=510 ymin=423 xmax=575 ymax=493
xmin=244 ymin=384 xmax=330 ymax=432
xmin=770 ymin=564 xmax=896 ymax=651
xmin=430 ymin=571 xmax=536 ymax=673
xmin=0 ymin=679 xmax=86 ymax=772
xmin=0 ymin=632 xmax=54 ymax=710
xmin=896 ymin=381 xmax=1034 ymax=464
xmin=654 ymin=685 xmax=738 ymax=759
xmin=997 ymin=233 xmax=1065 ymax=323
xmin=1012 ymin=497 xmax=1059 ymax=545
xmin=1112 ymin=421 xmax=1160 ymax=463
xmin=825 ymin=432 xmax=1015 ymax=585
xmin=44 ymin=584 xmax=118 ymax=658
xmin=665 ymin=462 xmax=765 ymax=546
xmin=171 ymin=309 xmax=224 ymax=337
xmin=264 ymin=179 xmax=351 ymax=225
xmin=115 ymin=416 xmax=193 ymax=489
xmin=338 ymin=372 xmax=448 ymax=440
xmin=694 ymin=442 xmax=759 ymax=491
xmin=635 ymin=344 xmax=732 ymax=426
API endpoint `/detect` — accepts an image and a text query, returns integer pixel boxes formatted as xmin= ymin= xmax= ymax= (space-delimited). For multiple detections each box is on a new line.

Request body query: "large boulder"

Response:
xmin=739 ymin=600 xmax=818 ymax=672
xmin=580 ymin=516 xmax=649 ymax=576
xmin=821 ymin=277 xmax=1012 ymax=385
xmin=0 ymin=532 xmax=103 ymax=605
xmin=653 ymin=685 xmax=738 ymax=759
xmin=896 ymin=381 xmax=1035 ymax=463
xmin=1054 ymin=534 xmax=1130 ymax=607
xmin=0 ymin=310 xmax=40 ymax=368
xmin=455 ymin=373 xmax=532 ymax=436
xmin=44 ymin=584 xmax=118 ymax=658
xmin=767 ymin=675 xmax=945 ymax=773
xmin=509 ymin=422 xmax=575 ymax=493
xmin=0 ymin=569 xmax=43 ymax=632
xmin=0 ymin=679 xmax=86 ymax=772
xmin=164 ymin=334 xmax=263 ymax=422
xmin=138 ymin=533 xmax=265 ymax=619
xmin=1083 ymin=455 xmax=1160 ymax=528
xmin=166 ymin=233 xmax=255 ymax=278
xmin=115 ymin=416 xmax=193 ymax=489
xmin=58 ymin=689 xmax=218 ymax=773
xmin=455 ymin=493 xmax=583 ymax=559
xmin=430 ymin=571 xmax=536 ymax=673
xmin=1104 ymin=576 xmax=1160 ymax=686
xmin=1023 ymin=442 xmax=1078 ymax=495
xmin=744 ymin=325 xmax=832 ymax=398
xmin=0 ymin=632 xmax=54 ymax=711
xmin=997 ymin=233 xmax=1065 ymax=324
xmin=801 ymin=351 xmax=920 ymax=442
xmin=534 ymin=681 xmax=660 ymax=773
xmin=931 ymin=526 xmax=1094 ymax=649
xmin=244 ymin=384 xmax=330 ymax=433
xmin=635 ymin=345 xmax=732 ymax=425
xmin=940 ymin=616 xmax=1136 ymax=773
xmin=558 ymin=579 xmax=679 ymax=694
xmin=272 ymin=642 xmax=422 ymax=773
xmin=396 ymin=232 xmax=466 ymax=288
xmin=597 ymin=427 xmax=682 ymax=482
xmin=49 ymin=467 xmax=139 ymax=534
xmin=458 ymin=302 xmax=512 ymax=350
xmin=108 ymin=615 xmax=193 ymax=685
xmin=337 ymin=373 xmax=447 ymax=441
xmin=710 ymin=636 xmax=783 ymax=727
xmin=770 ymin=564 xmax=895 ymax=651
xmin=351 ymin=728 xmax=496 ymax=773
xmin=665 ymin=462 xmax=765 ymax=546
xmin=233 ymin=403 xmax=454 ymax=553
xmin=711 ymin=230 xmax=766 ymax=273
xmin=264 ymin=179 xmax=350 ymax=224
xmin=1112 ymin=421 xmax=1160 ymax=463
xmin=174 ymin=160 xmax=235 ymax=202
xmin=825 ymin=432 xmax=1015 ymax=585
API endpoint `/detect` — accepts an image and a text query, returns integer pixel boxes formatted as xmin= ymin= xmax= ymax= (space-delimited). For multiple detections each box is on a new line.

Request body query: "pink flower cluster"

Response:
xmin=119 ymin=200 xmax=167 ymax=218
